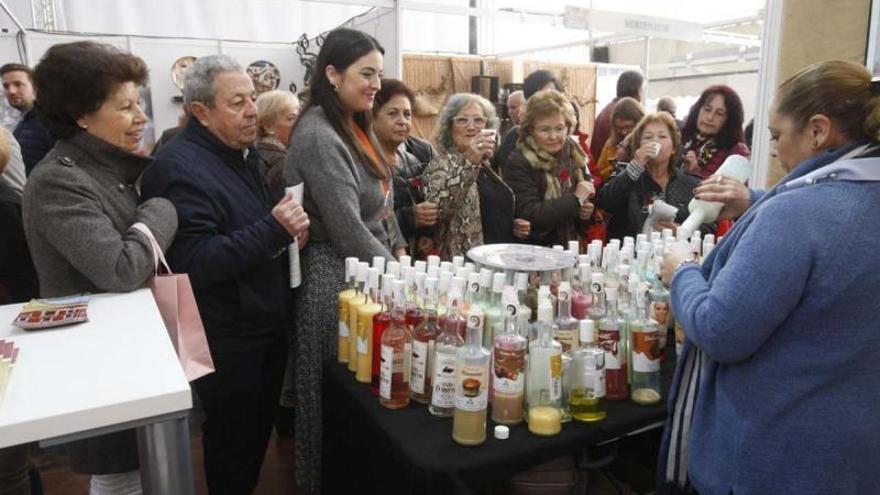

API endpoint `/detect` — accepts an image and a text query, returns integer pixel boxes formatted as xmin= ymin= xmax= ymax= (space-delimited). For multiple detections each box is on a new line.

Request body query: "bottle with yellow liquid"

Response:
xmin=570 ymin=319 xmax=606 ymax=422
xmin=337 ymin=257 xmax=360 ymax=364
xmin=348 ymin=262 xmax=370 ymax=373
xmin=356 ymin=268 xmax=383 ymax=383
xmin=526 ymin=303 xmax=563 ymax=436
xmin=452 ymin=307 xmax=490 ymax=446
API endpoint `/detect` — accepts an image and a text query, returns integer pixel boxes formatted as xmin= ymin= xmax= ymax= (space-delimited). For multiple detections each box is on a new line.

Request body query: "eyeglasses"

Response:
xmin=534 ymin=126 xmax=568 ymax=138
xmin=452 ymin=116 xmax=487 ymax=128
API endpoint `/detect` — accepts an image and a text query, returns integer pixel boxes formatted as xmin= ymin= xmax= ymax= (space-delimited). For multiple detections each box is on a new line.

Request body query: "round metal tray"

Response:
xmin=467 ymin=243 xmax=576 ymax=272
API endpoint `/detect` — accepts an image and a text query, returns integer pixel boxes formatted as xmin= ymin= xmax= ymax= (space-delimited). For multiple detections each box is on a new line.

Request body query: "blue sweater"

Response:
xmin=669 ymin=141 xmax=880 ymax=495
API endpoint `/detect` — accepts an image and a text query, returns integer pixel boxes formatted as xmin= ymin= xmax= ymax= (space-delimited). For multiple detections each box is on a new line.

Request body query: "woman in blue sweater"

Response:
xmin=658 ymin=60 xmax=880 ymax=495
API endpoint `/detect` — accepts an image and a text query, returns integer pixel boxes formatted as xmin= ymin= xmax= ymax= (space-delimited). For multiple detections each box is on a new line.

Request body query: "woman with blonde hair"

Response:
xmin=256 ymin=89 xmax=300 ymax=202
xmin=596 ymin=111 xmax=710 ymax=238
xmin=658 ymin=59 xmax=880 ymax=495
xmin=504 ymin=90 xmax=595 ymax=247
xmin=423 ymin=93 xmax=530 ymax=259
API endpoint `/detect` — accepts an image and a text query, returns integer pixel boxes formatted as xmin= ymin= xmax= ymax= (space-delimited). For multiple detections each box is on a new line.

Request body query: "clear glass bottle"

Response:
xmin=371 ymin=273 xmax=395 ymax=395
xmin=379 ymin=280 xmax=412 ymax=409
xmin=430 ymin=283 xmax=466 ymax=417
xmin=410 ymin=276 xmax=441 ymax=404
xmin=337 ymin=257 xmax=359 ymax=364
xmin=630 ymin=283 xmax=662 ymax=405
xmin=347 ymin=262 xmax=370 ymax=372
xmin=515 ymin=272 xmax=532 ymax=330
xmin=452 ymin=308 xmax=491 ymax=446
xmin=571 ymin=319 xmax=606 ymax=422
xmin=483 ymin=273 xmax=506 ymax=349
xmin=599 ymin=287 xmax=628 ymax=401
xmin=356 ymin=268 xmax=382 ymax=384
xmin=526 ymin=304 xmax=563 ymax=436
xmin=554 ymin=281 xmax=579 ymax=354
xmin=571 ymin=264 xmax=592 ymax=320
xmin=587 ymin=272 xmax=606 ymax=322
xmin=491 ymin=300 xmax=527 ymax=426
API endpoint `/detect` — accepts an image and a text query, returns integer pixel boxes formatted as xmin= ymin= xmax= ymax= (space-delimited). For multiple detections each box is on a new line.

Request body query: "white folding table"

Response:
xmin=0 ymin=288 xmax=195 ymax=494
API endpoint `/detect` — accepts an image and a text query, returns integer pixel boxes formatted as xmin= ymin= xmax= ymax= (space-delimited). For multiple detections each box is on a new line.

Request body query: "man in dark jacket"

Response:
xmin=1 ymin=64 xmax=54 ymax=175
xmin=141 ymin=55 xmax=309 ymax=495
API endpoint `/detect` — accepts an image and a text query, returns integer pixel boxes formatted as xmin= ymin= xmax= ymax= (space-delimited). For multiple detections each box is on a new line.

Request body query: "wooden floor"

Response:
xmin=34 ymin=431 xmax=298 ymax=495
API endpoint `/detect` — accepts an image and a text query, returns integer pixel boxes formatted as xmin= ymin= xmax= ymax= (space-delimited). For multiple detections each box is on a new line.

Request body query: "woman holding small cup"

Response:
xmin=424 ymin=93 xmax=530 ymax=259
xmin=596 ymin=112 xmax=712 ymax=237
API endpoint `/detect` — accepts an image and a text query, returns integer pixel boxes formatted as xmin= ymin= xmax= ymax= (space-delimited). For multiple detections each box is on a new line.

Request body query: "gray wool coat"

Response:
xmin=21 ymin=130 xmax=177 ymax=474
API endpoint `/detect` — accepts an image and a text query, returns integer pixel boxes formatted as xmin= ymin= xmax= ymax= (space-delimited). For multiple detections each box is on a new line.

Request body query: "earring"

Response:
xmin=77 ymin=121 xmax=88 ymax=130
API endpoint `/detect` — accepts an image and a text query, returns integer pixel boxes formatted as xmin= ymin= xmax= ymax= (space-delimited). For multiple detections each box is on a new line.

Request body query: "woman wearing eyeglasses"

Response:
xmin=424 ymin=93 xmax=530 ymax=259
xmin=504 ymin=90 xmax=595 ymax=247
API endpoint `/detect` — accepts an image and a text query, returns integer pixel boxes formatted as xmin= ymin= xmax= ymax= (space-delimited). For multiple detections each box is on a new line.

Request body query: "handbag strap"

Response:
xmin=131 ymin=222 xmax=173 ymax=275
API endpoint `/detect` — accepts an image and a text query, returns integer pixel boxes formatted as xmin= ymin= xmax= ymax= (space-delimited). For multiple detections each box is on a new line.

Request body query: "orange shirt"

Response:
xmin=353 ymin=124 xmax=388 ymax=195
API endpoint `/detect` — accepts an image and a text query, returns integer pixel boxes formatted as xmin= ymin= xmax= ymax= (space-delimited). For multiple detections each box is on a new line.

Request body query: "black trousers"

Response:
xmin=193 ymin=336 xmax=287 ymax=495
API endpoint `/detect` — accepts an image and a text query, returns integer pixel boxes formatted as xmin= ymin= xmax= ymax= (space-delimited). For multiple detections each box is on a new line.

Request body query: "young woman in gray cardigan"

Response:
xmin=283 ymin=28 xmax=405 ymax=492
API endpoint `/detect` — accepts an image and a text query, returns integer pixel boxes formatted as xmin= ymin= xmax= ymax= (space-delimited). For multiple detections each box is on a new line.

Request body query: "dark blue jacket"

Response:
xmin=141 ymin=119 xmax=293 ymax=353
xmin=13 ymin=108 xmax=55 ymax=175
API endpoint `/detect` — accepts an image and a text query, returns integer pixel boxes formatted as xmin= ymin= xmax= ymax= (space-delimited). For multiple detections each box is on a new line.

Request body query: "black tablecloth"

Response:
xmin=322 ymin=353 xmax=674 ymax=494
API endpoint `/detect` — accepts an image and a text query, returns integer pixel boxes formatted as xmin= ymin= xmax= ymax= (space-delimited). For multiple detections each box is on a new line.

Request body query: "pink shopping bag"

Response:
xmin=132 ymin=222 xmax=215 ymax=382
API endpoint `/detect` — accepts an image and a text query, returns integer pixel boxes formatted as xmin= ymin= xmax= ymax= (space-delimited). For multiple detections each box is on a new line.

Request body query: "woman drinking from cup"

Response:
xmin=596 ymin=112 xmax=711 ymax=238
xmin=423 ymin=93 xmax=530 ymax=259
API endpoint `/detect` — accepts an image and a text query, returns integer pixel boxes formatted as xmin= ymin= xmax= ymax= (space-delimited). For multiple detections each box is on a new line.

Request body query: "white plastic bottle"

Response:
xmin=679 ymin=154 xmax=751 ymax=237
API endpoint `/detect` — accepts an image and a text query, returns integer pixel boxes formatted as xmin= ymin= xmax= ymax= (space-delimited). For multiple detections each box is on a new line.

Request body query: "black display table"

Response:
xmin=322 ymin=353 xmax=674 ymax=494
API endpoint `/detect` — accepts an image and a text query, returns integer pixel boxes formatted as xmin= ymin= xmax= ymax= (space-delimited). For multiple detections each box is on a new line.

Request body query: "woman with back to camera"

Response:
xmin=22 ymin=41 xmax=177 ymax=495
xmin=658 ymin=60 xmax=880 ymax=495
xmin=283 ymin=27 xmax=406 ymax=492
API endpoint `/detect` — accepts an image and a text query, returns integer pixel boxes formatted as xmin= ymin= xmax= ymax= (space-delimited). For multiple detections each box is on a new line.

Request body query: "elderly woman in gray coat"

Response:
xmin=22 ymin=42 xmax=177 ymax=494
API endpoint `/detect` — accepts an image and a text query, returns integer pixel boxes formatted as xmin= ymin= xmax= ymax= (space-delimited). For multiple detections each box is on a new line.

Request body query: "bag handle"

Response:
xmin=131 ymin=222 xmax=173 ymax=275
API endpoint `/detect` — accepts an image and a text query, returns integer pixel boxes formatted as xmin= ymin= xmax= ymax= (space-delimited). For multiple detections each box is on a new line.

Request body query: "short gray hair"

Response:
xmin=183 ymin=54 xmax=244 ymax=107
xmin=434 ymin=93 xmax=499 ymax=152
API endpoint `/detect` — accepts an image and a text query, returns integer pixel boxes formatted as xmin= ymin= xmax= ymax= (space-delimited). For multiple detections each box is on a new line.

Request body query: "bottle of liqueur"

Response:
xmin=452 ymin=307 xmax=490 ymax=446
xmin=371 ymin=274 xmax=396 ymax=395
xmin=570 ymin=319 xmax=606 ymax=422
xmin=410 ymin=277 xmax=441 ymax=404
xmin=571 ymin=264 xmax=592 ymax=320
xmin=356 ymin=268 xmax=382 ymax=383
xmin=429 ymin=281 xmax=466 ymax=417
xmin=526 ymin=303 xmax=563 ymax=436
xmin=630 ymin=283 xmax=662 ymax=405
xmin=599 ymin=287 xmax=628 ymax=400
xmin=348 ymin=262 xmax=370 ymax=373
xmin=587 ymin=272 xmax=607 ymax=322
xmin=379 ymin=280 xmax=412 ymax=409
xmin=337 ymin=257 xmax=359 ymax=364
xmin=483 ymin=273 xmax=506 ymax=349
xmin=554 ymin=281 xmax=579 ymax=354
xmin=515 ymin=272 xmax=533 ymax=330
xmin=491 ymin=291 xmax=527 ymax=426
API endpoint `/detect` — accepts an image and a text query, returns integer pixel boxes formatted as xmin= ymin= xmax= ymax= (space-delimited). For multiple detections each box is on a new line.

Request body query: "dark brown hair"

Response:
xmin=0 ymin=63 xmax=33 ymax=82
xmin=609 ymin=97 xmax=645 ymax=145
xmin=34 ymin=41 xmax=147 ymax=139
xmin=373 ymin=78 xmax=415 ymax=113
xmin=682 ymin=85 xmax=745 ymax=149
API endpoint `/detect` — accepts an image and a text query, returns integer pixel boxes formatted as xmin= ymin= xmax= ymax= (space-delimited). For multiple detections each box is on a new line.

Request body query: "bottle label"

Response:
xmin=581 ymin=369 xmax=606 ymax=398
xmin=356 ymin=317 xmax=369 ymax=355
xmin=411 ymin=340 xmax=429 ymax=394
xmin=431 ymin=349 xmax=458 ymax=408
xmin=338 ymin=321 xmax=349 ymax=338
xmin=467 ymin=312 xmax=484 ymax=332
xmin=651 ymin=299 xmax=671 ymax=329
xmin=379 ymin=344 xmax=394 ymax=399
xmin=554 ymin=328 xmax=578 ymax=354
xmin=598 ymin=328 xmax=620 ymax=370
xmin=493 ymin=347 xmax=525 ymax=394
xmin=549 ymin=353 xmax=562 ymax=401
xmin=633 ymin=330 xmax=661 ymax=372
xmin=455 ymin=364 xmax=488 ymax=411
xmin=338 ymin=303 xmax=350 ymax=337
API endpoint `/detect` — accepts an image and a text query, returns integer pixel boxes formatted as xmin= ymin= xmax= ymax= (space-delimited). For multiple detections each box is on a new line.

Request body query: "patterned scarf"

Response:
xmin=516 ymin=135 xmax=586 ymax=201
xmin=690 ymin=133 xmax=720 ymax=170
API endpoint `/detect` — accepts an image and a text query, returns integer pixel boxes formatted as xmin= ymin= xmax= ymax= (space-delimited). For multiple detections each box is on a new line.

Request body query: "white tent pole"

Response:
xmin=750 ymin=0 xmax=784 ymax=188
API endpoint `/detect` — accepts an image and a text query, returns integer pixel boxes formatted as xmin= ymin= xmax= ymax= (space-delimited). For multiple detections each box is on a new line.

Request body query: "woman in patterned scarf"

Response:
xmin=679 ymin=85 xmax=750 ymax=179
xmin=504 ymin=90 xmax=595 ymax=247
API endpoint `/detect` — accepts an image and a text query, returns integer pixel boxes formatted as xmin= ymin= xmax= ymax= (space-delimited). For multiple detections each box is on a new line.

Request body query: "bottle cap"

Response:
xmin=623 ymin=236 xmax=634 ymax=248
xmin=427 ymin=255 xmax=441 ymax=268
xmin=392 ymin=279 xmax=407 ymax=305
xmin=454 ymin=266 xmax=469 ymax=279
xmin=579 ymin=319 xmax=595 ymax=343
xmin=467 ymin=272 xmax=481 ymax=293
xmin=345 ymin=257 xmax=359 ymax=280
xmin=356 ymin=262 xmax=369 ymax=283
xmin=401 ymin=266 xmax=415 ymax=285
xmin=440 ymin=261 xmax=454 ymax=273
xmin=578 ymin=254 xmax=589 ymax=266
xmin=480 ymin=268 xmax=494 ymax=289
xmin=372 ymin=256 xmax=386 ymax=273
xmin=427 ymin=265 xmax=440 ymax=279
xmin=552 ymin=245 xmax=564 ymax=251
xmin=381 ymin=273 xmax=396 ymax=296
xmin=636 ymin=233 xmax=648 ymax=246
xmin=367 ymin=268 xmax=380 ymax=291
xmin=608 ymin=239 xmax=621 ymax=249
xmin=439 ymin=271 xmax=453 ymax=293
xmin=494 ymin=425 xmax=509 ymax=440
xmin=568 ymin=241 xmax=580 ymax=255
xmin=515 ymin=272 xmax=529 ymax=291
xmin=385 ymin=261 xmax=400 ymax=278
xmin=493 ymin=272 xmax=506 ymax=293
xmin=414 ymin=260 xmax=427 ymax=274
xmin=398 ymin=254 xmax=412 ymax=268
xmin=452 ymin=255 xmax=465 ymax=268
